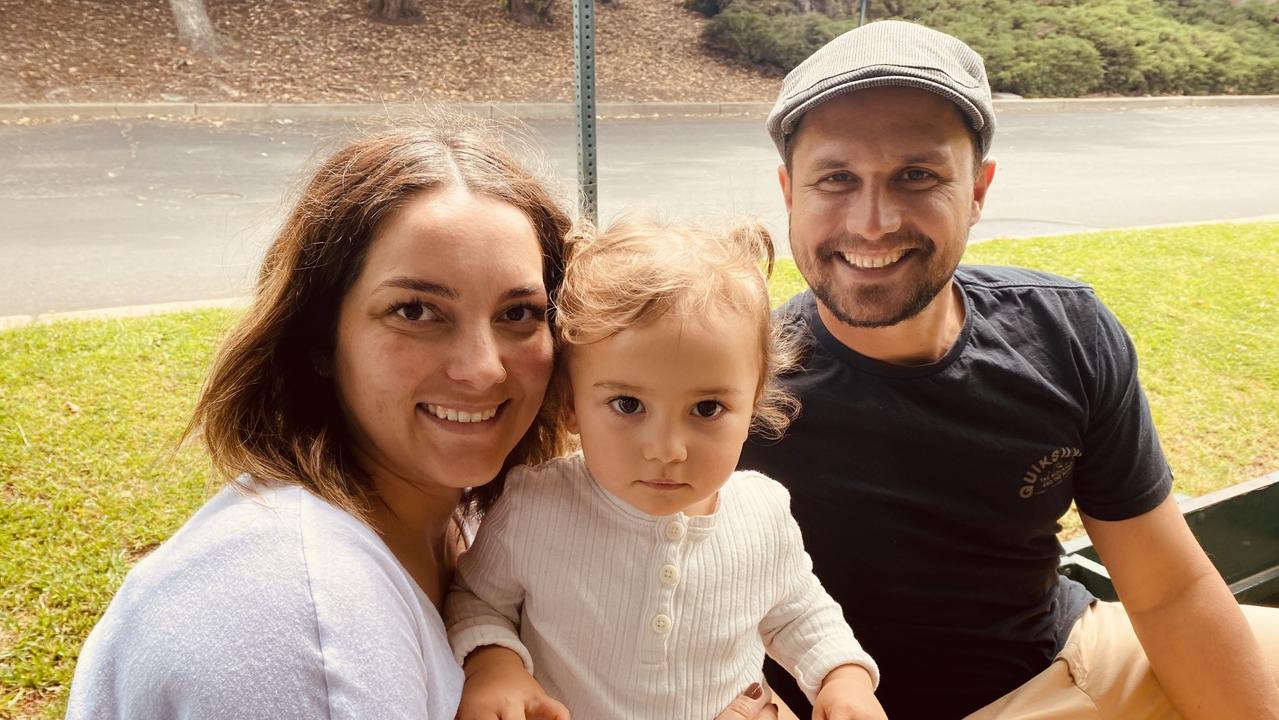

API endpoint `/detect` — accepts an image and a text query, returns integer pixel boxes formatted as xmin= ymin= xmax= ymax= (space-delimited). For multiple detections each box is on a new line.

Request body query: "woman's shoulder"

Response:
xmin=69 ymin=481 xmax=458 ymax=719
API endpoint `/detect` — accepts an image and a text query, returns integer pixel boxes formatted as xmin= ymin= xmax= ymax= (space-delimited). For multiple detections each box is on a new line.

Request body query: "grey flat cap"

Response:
xmin=767 ymin=20 xmax=995 ymax=159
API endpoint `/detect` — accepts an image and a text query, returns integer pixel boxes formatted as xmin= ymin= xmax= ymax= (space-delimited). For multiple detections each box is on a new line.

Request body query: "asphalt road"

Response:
xmin=2 ymin=106 xmax=1278 ymax=316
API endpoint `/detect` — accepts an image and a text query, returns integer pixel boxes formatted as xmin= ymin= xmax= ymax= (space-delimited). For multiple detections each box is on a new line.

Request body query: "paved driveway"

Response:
xmin=2 ymin=106 xmax=1277 ymax=315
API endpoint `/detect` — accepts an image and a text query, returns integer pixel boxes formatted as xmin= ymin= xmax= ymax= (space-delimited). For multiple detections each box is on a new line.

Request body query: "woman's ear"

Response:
xmin=310 ymin=349 xmax=332 ymax=378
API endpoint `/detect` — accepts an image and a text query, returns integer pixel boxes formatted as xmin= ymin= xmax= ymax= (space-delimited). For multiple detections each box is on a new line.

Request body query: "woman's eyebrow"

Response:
xmin=503 ymin=286 xmax=546 ymax=301
xmin=377 ymin=279 xmax=544 ymax=301
xmin=380 ymin=276 xmax=455 ymax=297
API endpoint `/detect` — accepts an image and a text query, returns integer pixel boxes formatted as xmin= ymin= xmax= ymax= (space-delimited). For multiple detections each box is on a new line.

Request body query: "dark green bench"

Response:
xmin=1059 ymin=472 xmax=1279 ymax=607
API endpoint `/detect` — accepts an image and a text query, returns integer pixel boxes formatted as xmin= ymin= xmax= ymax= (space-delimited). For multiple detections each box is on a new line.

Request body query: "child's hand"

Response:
xmin=811 ymin=665 xmax=887 ymax=720
xmin=458 ymin=645 xmax=571 ymax=720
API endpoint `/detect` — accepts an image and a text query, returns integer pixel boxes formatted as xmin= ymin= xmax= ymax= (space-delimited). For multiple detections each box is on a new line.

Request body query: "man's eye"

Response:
xmin=692 ymin=400 xmax=724 ymax=418
xmin=901 ymin=168 xmax=935 ymax=183
xmin=609 ymin=397 xmax=643 ymax=415
xmin=821 ymin=172 xmax=854 ymax=184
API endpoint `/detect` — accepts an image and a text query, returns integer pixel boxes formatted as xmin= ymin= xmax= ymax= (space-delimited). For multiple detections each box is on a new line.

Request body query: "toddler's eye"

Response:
xmin=609 ymin=396 xmax=643 ymax=415
xmin=692 ymin=400 xmax=724 ymax=418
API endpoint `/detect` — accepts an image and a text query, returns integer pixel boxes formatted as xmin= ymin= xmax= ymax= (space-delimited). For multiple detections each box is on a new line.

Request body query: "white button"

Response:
xmin=659 ymin=564 xmax=680 ymax=586
xmin=651 ymin=614 xmax=672 ymax=635
xmin=664 ymin=521 xmax=686 ymax=541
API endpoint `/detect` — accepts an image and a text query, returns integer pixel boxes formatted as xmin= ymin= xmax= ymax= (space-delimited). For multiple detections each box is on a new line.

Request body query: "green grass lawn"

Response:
xmin=3 ymin=222 xmax=1278 ymax=717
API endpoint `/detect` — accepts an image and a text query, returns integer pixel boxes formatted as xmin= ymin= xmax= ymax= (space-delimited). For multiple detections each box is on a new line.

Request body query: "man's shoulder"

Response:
xmin=958 ymin=264 xmax=1104 ymax=325
xmin=957 ymin=264 xmax=1093 ymax=295
xmin=772 ymin=290 xmax=815 ymax=328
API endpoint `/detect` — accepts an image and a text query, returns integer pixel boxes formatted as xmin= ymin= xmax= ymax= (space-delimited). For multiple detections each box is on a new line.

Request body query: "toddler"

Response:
xmin=446 ymin=219 xmax=883 ymax=719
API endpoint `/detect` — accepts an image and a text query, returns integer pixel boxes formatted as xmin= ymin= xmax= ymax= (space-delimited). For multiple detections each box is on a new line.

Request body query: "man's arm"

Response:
xmin=1082 ymin=496 xmax=1279 ymax=719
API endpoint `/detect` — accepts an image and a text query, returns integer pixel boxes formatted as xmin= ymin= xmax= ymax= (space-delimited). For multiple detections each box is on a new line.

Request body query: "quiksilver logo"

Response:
xmin=1020 ymin=447 xmax=1082 ymax=498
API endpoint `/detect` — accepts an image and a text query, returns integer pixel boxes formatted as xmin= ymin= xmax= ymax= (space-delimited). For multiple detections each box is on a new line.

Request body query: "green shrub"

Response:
xmin=704 ymin=10 xmax=856 ymax=71
xmin=704 ymin=0 xmax=1279 ymax=97
xmin=995 ymin=35 xmax=1104 ymax=97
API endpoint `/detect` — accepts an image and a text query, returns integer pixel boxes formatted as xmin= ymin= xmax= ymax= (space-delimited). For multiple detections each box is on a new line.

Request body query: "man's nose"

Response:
xmin=847 ymin=183 xmax=903 ymax=242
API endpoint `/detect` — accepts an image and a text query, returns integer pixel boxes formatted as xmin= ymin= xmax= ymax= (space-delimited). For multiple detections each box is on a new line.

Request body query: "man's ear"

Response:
xmin=969 ymin=159 xmax=997 ymax=228
xmin=778 ymin=163 xmax=793 ymax=212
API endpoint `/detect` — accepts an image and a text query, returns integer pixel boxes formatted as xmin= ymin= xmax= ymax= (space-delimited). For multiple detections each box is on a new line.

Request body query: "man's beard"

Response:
xmin=799 ymin=230 xmax=958 ymax=329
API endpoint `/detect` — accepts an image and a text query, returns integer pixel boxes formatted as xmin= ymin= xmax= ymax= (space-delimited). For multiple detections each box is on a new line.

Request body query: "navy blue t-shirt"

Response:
xmin=740 ymin=265 xmax=1171 ymax=719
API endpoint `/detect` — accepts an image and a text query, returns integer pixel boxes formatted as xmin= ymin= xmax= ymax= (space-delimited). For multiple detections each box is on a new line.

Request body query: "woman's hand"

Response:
xmin=714 ymin=682 xmax=782 ymax=720
xmin=457 ymin=645 xmax=571 ymax=720
xmin=811 ymin=665 xmax=887 ymax=720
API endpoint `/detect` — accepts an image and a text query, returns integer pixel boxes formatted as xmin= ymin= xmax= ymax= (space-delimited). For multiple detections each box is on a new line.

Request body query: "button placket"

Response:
xmin=640 ymin=516 xmax=688 ymax=664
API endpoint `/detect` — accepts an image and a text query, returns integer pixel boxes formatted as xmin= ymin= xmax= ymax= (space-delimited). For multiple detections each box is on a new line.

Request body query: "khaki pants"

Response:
xmin=964 ymin=601 xmax=1279 ymax=719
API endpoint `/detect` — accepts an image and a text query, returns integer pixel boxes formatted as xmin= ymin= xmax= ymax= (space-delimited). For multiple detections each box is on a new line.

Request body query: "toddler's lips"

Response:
xmin=638 ymin=479 xmax=686 ymax=491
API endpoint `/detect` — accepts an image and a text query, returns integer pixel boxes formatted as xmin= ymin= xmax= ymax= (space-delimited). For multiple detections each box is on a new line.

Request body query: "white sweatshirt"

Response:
xmin=447 ymin=455 xmax=878 ymax=719
xmin=67 ymin=481 xmax=463 ymax=720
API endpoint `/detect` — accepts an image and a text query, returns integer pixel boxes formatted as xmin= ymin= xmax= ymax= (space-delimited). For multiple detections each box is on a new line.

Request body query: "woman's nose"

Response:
xmin=445 ymin=326 xmax=507 ymax=388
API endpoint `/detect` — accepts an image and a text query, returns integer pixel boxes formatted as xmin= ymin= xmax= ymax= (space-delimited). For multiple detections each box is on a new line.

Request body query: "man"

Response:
xmin=739 ymin=20 xmax=1279 ymax=719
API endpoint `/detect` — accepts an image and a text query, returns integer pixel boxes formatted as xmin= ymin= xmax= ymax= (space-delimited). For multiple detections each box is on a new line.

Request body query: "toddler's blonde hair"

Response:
xmin=555 ymin=217 xmax=799 ymax=439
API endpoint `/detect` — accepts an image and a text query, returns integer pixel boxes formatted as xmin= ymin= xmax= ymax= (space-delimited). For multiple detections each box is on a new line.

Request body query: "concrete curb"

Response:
xmin=0 ymin=101 xmax=778 ymax=123
xmin=0 ymin=297 xmax=248 ymax=331
xmin=2 ymin=96 xmax=1278 ymax=122
xmin=4 ymin=216 xmax=1276 ymax=331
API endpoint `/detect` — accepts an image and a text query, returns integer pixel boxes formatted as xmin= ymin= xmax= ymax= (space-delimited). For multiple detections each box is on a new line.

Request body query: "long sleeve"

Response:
xmin=758 ymin=481 xmax=880 ymax=702
xmin=446 ymin=466 xmax=536 ymax=674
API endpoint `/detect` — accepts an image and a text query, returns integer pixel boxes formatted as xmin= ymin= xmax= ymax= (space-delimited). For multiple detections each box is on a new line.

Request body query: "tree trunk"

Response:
xmin=169 ymin=0 xmax=219 ymax=55
xmin=369 ymin=0 xmax=423 ymax=23
xmin=507 ymin=0 xmax=553 ymax=27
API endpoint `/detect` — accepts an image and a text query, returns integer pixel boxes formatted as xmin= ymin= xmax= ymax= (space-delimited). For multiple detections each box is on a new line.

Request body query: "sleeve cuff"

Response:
xmin=794 ymin=646 xmax=880 ymax=702
xmin=448 ymin=622 xmax=535 ymax=675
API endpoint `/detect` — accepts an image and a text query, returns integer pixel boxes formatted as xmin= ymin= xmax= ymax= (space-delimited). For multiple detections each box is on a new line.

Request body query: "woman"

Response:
xmin=66 ymin=111 xmax=779 ymax=719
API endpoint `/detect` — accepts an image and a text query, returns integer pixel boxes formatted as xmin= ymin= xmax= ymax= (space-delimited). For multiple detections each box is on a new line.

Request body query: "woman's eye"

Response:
xmin=609 ymin=397 xmax=643 ymax=415
xmin=692 ymin=400 xmax=724 ymax=418
xmin=393 ymin=302 xmax=433 ymax=322
xmin=503 ymin=305 xmax=543 ymax=323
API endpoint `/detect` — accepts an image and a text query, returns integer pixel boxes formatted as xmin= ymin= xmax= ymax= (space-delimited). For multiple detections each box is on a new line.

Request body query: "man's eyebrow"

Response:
xmin=809 ymin=156 xmax=852 ymax=172
xmin=809 ymin=151 xmax=951 ymax=171
xmin=378 ymin=278 xmax=546 ymax=301
xmin=900 ymin=150 xmax=951 ymax=165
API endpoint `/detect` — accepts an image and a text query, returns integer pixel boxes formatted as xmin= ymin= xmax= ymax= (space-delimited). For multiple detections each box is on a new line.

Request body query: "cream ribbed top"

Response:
xmin=447 ymin=454 xmax=878 ymax=719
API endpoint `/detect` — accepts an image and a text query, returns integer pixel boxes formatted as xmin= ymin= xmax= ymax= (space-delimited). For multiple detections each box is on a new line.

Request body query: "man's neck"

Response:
xmin=817 ymin=281 xmax=966 ymax=365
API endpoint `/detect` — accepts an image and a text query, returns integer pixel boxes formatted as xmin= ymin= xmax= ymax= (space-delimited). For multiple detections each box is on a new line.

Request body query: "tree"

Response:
xmin=369 ymin=0 xmax=424 ymax=23
xmin=505 ymin=0 xmax=555 ymax=27
xmin=169 ymin=0 xmax=219 ymax=55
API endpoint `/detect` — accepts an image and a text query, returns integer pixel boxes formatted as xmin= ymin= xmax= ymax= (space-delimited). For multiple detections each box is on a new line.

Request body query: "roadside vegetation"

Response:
xmin=702 ymin=0 xmax=1279 ymax=97
xmin=3 ymin=222 xmax=1277 ymax=718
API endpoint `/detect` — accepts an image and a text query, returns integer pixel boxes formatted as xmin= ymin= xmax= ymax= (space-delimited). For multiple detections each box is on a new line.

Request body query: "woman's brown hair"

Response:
xmin=186 ymin=110 xmax=574 ymax=520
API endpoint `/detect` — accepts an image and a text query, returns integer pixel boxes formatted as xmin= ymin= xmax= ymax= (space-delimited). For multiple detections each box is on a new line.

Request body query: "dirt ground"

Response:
xmin=0 ymin=0 xmax=780 ymax=104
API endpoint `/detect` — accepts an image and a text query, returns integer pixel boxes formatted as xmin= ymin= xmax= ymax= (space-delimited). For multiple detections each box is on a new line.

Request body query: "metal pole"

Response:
xmin=572 ymin=0 xmax=598 ymax=225
xmin=858 ymin=0 xmax=868 ymax=26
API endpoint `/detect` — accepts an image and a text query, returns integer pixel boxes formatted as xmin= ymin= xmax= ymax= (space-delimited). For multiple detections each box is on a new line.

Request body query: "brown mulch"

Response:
xmin=0 ymin=0 xmax=780 ymax=104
